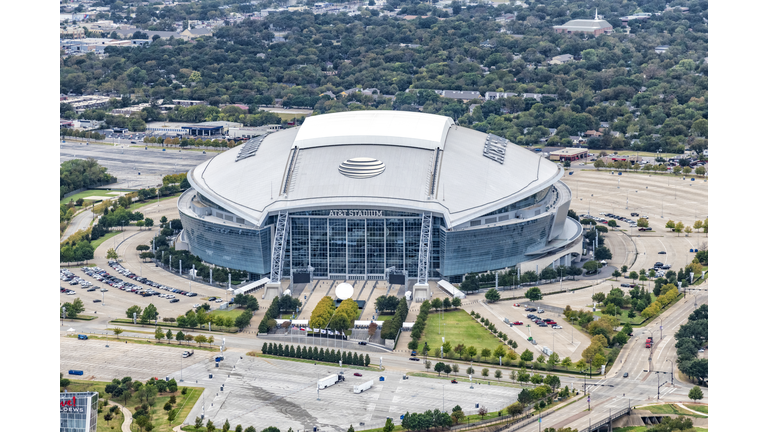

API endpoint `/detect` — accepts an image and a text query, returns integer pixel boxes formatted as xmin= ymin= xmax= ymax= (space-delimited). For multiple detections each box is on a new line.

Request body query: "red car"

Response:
xmin=512 ymin=321 xmax=523 ymax=325
xmin=548 ymin=322 xmax=557 ymax=326
xmin=451 ymin=379 xmax=458 ymax=384
xmin=354 ymin=373 xmax=362 ymax=377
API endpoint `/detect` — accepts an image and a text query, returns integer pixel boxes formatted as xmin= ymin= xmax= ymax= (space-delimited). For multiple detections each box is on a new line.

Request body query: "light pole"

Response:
xmin=666 ymin=358 xmax=674 ymax=387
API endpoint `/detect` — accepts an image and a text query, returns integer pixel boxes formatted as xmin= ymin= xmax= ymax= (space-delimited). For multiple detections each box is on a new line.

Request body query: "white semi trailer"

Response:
xmin=353 ymin=380 xmax=374 ymax=394
xmin=318 ymin=374 xmax=343 ymax=389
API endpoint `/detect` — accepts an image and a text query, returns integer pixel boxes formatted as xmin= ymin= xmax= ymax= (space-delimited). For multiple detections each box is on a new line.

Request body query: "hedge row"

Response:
xmin=380 ymin=297 xmax=408 ymax=340
xmin=261 ymin=343 xmax=371 ymax=367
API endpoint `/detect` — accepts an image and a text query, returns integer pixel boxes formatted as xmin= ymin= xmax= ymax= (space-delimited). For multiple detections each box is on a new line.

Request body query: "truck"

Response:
xmin=68 ymin=370 xmax=84 ymax=376
xmin=354 ymin=380 xmax=374 ymax=394
xmin=411 ymin=350 xmax=418 ymax=357
xmin=318 ymin=374 xmax=344 ymax=389
xmin=182 ymin=350 xmax=194 ymax=358
xmin=503 ymin=318 xmax=510 ymax=324
xmin=645 ymin=337 xmax=653 ymax=348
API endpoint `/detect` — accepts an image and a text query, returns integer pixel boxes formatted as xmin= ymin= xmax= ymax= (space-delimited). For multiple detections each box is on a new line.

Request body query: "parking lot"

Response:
xmin=61 ymin=336 xmax=520 ymax=431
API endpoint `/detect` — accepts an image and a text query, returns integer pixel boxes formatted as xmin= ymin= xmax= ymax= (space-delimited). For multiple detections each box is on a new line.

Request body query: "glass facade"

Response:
xmin=60 ymin=392 xmax=98 ymax=432
xmin=441 ymin=215 xmax=554 ymax=276
xmin=182 ymin=196 xmax=572 ymax=280
xmin=180 ymin=212 xmax=272 ymax=275
xmin=481 ymin=187 xmax=552 ymax=217
xmin=283 ymin=216 xmax=422 ymax=279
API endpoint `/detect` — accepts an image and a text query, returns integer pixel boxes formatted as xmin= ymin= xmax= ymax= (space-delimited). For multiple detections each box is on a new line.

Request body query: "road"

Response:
xmin=61 ymin=208 xmax=94 ymax=242
xmin=508 ymin=285 xmax=708 ymax=431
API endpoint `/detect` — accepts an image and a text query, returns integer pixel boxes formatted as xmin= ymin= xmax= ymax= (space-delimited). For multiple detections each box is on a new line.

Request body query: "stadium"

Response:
xmin=178 ymin=111 xmax=582 ymax=297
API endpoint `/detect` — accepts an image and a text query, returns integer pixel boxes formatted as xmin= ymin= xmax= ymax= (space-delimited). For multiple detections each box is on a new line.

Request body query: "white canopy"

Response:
xmin=335 ymin=283 xmax=354 ymax=300
xmin=438 ymin=280 xmax=466 ymax=299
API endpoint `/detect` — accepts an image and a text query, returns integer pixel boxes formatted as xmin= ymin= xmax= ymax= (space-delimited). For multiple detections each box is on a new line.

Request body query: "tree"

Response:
xmin=175 ymin=331 xmax=185 ymax=344
xmin=478 ymin=406 xmax=488 ymax=419
xmin=126 ymin=305 xmax=143 ymax=319
xmin=113 ymin=327 xmax=124 ymax=339
xmin=194 ymin=335 xmax=207 ymax=346
xmin=466 ymin=346 xmax=478 ymax=360
xmin=665 ymin=220 xmax=676 ymax=231
xmin=521 ymin=349 xmax=534 ymax=362
xmin=592 ymin=292 xmax=606 ymax=303
xmin=494 ymin=370 xmax=502 ymax=381
xmin=451 ymin=363 xmax=459 ymax=375
xmin=106 ymin=248 xmax=118 ymax=259
xmin=383 ymin=417 xmax=394 ymax=432
xmin=674 ymin=221 xmax=685 ymax=236
xmin=688 ymin=385 xmax=703 ymax=401
xmin=451 ymin=297 xmax=462 ymax=308
xmin=525 ymin=287 xmax=542 ymax=301
xmin=612 ymin=270 xmax=621 ymax=279
xmin=561 ymin=357 xmax=572 ymax=369
xmin=695 ymin=166 xmax=706 ymax=176
xmin=595 ymin=246 xmax=612 ymax=260
xmin=165 ymin=329 xmax=173 ymax=343
xmin=582 ymin=259 xmax=602 ymax=274
xmin=480 ymin=348 xmax=492 ymax=360
xmin=434 ymin=362 xmax=447 ymax=376
xmin=637 ymin=218 xmax=649 ymax=228
xmin=207 ymin=419 xmax=215 ymax=432
xmin=485 ymin=288 xmax=500 ymax=303
xmin=629 ymin=271 xmax=638 ymax=281
xmin=347 ymin=425 xmax=354 ymax=432
xmin=607 ymin=220 xmax=617 ymax=229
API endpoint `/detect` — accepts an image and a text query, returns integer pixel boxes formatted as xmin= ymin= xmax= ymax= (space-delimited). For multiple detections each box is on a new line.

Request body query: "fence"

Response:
xmin=579 ymin=406 xmax=630 ymax=432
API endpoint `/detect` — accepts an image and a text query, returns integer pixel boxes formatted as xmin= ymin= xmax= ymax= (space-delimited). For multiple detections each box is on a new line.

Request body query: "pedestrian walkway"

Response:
xmin=107 ymin=400 xmax=133 ymax=432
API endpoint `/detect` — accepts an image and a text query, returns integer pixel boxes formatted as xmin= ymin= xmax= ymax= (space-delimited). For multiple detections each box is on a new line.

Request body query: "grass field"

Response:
xmin=61 ymin=189 xmax=132 ymax=206
xmin=210 ymin=308 xmax=245 ymax=321
xmin=592 ymin=308 xmax=644 ymax=325
xmin=91 ymin=231 xmax=120 ymax=250
xmin=683 ymin=404 xmax=708 ymax=414
xmin=636 ymin=404 xmax=708 ymax=418
xmin=65 ymin=379 xmax=203 ymax=432
xmin=418 ymin=310 xmax=502 ymax=354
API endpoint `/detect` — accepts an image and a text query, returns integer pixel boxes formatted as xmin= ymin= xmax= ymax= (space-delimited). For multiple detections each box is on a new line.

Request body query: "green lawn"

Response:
xmin=65 ymin=379 xmax=203 ymax=432
xmin=683 ymin=404 xmax=708 ymax=414
xmin=61 ymin=189 xmax=132 ymax=206
xmin=91 ymin=231 xmax=120 ymax=250
xmin=636 ymin=404 xmax=708 ymax=418
xmin=592 ymin=308 xmax=644 ymax=325
xmin=377 ymin=314 xmax=394 ymax=321
xmin=419 ymin=310 xmax=502 ymax=355
xmin=210 ymin=308 xmax=246 ymax=321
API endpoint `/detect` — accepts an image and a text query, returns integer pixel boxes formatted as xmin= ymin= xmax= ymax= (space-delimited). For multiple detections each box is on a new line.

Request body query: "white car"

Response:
xmin=215 ymin=299 xmax=223 ymax=303
xmin=67 ymin=291 xmax=76 ymax=295
xmin=552 ymin=325 xmax=562 ymax=329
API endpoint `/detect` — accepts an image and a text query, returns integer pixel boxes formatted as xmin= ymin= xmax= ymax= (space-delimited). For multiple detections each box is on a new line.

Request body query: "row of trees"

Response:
xmin=675 ymin=304 xmax=708 ymax=385
xmin=461 ymin=264 xmax=587 ymax=293
xmin=374 ymin=295 xmax=401 ymax=313
xmin=260 ymin=342 xmax=371 ymax=367
xmin=407 ymin=301 xmax=432 ymax=349
xmin=664 ymin=218 xmax=708 ymax=235
xmin=593 ymin=159 xmax=708 ymax=177
xmin=380 ymin=296 xmax=408 ymax=340
xmin=258 ymin=296 xmax=280 ymax=333
xmin=59 ymin=128 xmax=106 ymax=141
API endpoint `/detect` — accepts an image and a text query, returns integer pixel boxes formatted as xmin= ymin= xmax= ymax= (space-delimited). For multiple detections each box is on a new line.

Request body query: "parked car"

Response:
xmin=512 ymin=321 xmax=523 ymax=325
xmin=451 ymin=379 xmax=458 ymax=384
xmin=354 ymin=372 xmax=362 ymax=377
xmin=658 ymin=251 xmax=666 ymax=254
xmin=93 ymin=299 xmax=101 ymax=303
xmin=552 ymin=325 xmax=562 ymax=329
xmin=358 ymin=341 xmax=367 ymax=345
xmin=408 ymin=357 xmax=420 ymax=361
xmin=623 ymin=372 xmax=629 ymax=378
xmin=170 ymin=299 xmax=180 ymax=303
xmin=620 ymin=283 xmax=630 ymax=288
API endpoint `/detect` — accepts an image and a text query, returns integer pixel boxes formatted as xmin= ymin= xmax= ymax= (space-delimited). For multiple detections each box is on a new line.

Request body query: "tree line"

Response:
xmin=260 ymin=342 xmax=371 ymax=367
xmin=675 ymin=304 xmax=707 ymax=385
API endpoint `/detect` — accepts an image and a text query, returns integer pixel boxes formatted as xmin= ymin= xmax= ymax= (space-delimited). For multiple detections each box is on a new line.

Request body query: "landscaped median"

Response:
xmin=634 ymin=403 xmax=708 ymax=419
xmin=110 ymin=318 xmax=239 ymax=334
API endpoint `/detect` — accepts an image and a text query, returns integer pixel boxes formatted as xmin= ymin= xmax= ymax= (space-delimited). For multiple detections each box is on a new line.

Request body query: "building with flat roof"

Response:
xmin=553 ymin=10 xmax=613 ymax=36
xmin=549 ymin=148 xmax=589 ymax=162
xmin=179 ymin=111 xmax=582 ymax=289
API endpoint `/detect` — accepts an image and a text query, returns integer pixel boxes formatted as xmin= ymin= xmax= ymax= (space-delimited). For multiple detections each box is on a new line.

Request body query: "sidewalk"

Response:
xmin=107 ymin=400 xmax=133 ymax=432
